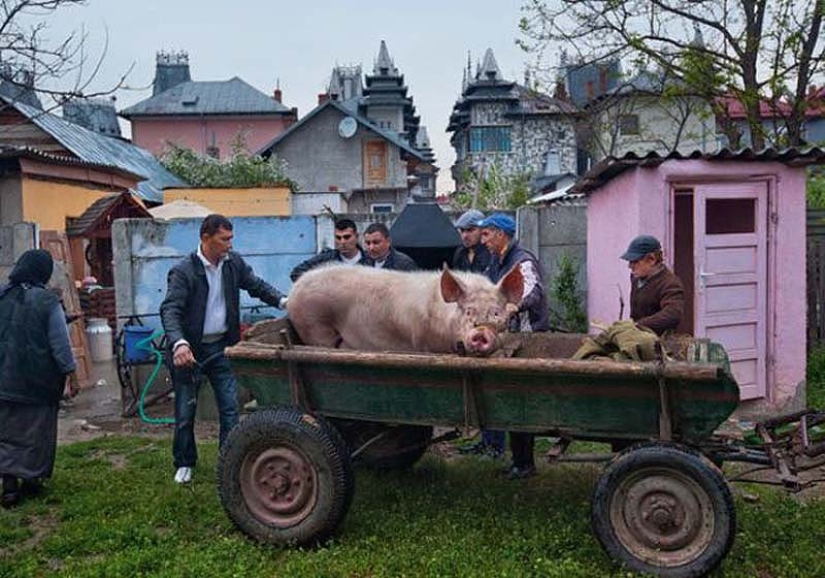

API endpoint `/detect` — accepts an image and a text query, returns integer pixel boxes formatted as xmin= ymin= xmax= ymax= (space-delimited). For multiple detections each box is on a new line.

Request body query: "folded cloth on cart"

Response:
xmin=572 ymin=320 xmax=659 ymax=362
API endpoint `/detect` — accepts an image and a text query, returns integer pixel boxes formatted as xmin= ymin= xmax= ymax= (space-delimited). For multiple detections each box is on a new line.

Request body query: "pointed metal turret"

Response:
xmin=479 ymin=48 xmax=501 ymax=81
xmin=374 ymin=40 xmax=399 ymax=76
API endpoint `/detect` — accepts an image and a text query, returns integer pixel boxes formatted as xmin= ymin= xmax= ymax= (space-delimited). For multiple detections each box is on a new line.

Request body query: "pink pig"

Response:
xmin=287 ymin=265 xmax=524 ymax=355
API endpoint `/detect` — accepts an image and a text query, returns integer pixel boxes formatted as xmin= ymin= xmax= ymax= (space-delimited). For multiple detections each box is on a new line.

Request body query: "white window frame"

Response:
xmin=370 ymin=203 xmax=394 ymax=214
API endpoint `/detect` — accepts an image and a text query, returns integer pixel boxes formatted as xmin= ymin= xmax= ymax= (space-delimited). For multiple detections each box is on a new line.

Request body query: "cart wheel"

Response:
xmin=591 ymin=444 xmax=736 ymax=578
xmin=217 ymin=407 xmax=354 ymax=546
xmin=331 ymin=419 xmax=432 ymax=470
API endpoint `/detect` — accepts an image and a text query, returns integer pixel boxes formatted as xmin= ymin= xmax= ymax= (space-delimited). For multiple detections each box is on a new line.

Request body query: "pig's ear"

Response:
xmin=440 ymin=268 xmax=467 ymax=303
xmin=498 ymin=265 xmax=524 ymax=305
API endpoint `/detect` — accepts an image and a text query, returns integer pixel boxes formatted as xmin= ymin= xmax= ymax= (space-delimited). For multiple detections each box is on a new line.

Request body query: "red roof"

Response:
xmin=717 ymin=92 xmax=825 ymax=119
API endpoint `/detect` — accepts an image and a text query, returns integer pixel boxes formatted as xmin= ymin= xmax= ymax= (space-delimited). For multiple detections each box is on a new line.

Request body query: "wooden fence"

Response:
xmin=808 ymin=210 xmax=825 ymax=349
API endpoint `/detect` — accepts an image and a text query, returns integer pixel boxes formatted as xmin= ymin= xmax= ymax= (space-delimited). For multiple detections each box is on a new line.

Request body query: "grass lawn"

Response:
xmin=0 ymin=434 xmax=823 ymax=578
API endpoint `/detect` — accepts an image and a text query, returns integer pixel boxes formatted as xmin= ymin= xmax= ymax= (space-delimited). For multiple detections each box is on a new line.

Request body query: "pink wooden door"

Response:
xmin=694 ymin=182 xmax=767 ymax=400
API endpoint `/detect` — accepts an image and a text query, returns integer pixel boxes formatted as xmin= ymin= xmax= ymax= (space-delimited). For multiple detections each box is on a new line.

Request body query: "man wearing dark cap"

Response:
xmin=478 ymin=213 xmax=549 ymax=479
xmin=620 ymin=235 xmax=685 ymax=336
xmin=451 ymin=209 xmax=491 ymax=274
xmin=452 ymin=209 xmax=499 ymax=458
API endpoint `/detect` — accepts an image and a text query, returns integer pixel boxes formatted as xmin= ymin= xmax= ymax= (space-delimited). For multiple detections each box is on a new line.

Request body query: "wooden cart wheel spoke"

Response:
xmin=240 ymin=447 xmax=318 ymax=526
xmin=612 ymin=468 xmax=715 ymax=565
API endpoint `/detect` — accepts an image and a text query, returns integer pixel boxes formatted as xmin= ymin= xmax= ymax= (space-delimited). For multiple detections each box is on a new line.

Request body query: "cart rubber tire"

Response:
xmin=591 ymin=443 xmax=736 ymax=578
xmin=217 ymin=407 xmax=354 ymax=546
xmin=331 ymin=419 xmax=432 ymax=470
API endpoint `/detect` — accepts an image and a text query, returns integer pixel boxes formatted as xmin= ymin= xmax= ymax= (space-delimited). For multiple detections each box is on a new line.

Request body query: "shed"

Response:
xmin=389 ymin=202 xmax=460 ymax=269
xmin=67 ymin=192 xmax=151 ymax=285
xmin=574 ymin=148 xmax=825 ymax=416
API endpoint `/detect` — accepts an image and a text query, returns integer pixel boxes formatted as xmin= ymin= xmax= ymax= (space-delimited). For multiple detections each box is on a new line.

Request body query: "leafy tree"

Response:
xmin=808 ymin=169 xmax=825 ymax=209
xmin=519 ymin=0 xmax=825 ymax=150
xmin=452 ymin=160 xmax=532 ymax=211
xmin=550 ymin=253 xmax=588 ymax=332
xmin=161 ymin=137 xmax=298 ymax=190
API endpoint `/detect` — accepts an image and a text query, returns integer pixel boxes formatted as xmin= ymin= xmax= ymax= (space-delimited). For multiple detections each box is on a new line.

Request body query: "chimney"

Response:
xmin=153 ymin=50 xmax=191 ymax=96
xmin=273 ymin=87 xmax=282 ymax=103
xmin=318 ymin=93 xmax=329 ymax=105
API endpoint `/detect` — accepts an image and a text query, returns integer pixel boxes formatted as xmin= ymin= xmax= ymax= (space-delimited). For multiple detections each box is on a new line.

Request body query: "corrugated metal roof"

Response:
xmin=571 ymin=147 xmax=825 ymax=196
xmin=0 ymin=145 xmax=143 ymax=180
xmin=120 ymin=77 xmax=290 ymax=117
xmin=4 ymin=97 xmax=187 ymax=203
xmin=256 ymin=99 xmax=426 ymax=161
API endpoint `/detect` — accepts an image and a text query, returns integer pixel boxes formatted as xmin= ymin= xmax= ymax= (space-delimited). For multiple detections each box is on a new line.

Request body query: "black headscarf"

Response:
xmin=8 ymin=249 xmax=54 ymax=287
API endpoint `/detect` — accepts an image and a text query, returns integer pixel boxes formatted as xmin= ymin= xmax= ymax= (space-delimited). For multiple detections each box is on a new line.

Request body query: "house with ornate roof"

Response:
xmin=258 ymin=41 xmax=437 ymax=214
xmin=121 ymin=51 xmax=297 ymax=159
xmin=447 ymin=48 xmax=579 ymax=196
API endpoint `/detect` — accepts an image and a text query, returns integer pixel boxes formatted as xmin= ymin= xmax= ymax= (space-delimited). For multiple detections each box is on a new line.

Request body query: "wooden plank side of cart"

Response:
xmin=226 ymin=343 xmax=739 ymax=443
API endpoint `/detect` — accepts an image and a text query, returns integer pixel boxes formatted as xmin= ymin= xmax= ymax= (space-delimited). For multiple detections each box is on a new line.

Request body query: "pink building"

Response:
xmin=576 ymin=148 xmax=824 ymax=416
xmin=120 ymin=51 xmax=297 ymax=159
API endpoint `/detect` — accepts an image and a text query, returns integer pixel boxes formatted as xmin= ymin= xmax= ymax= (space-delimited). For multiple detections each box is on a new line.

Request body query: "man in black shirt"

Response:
xmin=451 ymin=209 xmax=491 ymax=274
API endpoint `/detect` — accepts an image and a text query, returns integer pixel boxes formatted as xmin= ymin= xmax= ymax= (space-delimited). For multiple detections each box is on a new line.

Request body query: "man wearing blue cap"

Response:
xmin=620 ymin=235 xmax=685 ymax=336
xmin=478 ymin=212 xmax=549 ymax=479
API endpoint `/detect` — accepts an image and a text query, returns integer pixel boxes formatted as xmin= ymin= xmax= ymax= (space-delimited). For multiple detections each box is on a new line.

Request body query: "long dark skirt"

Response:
xmin=0 ymin=400 xmax=59 ymax=480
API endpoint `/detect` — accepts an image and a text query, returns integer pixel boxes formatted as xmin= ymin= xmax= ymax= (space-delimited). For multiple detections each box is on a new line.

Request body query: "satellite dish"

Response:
xmin=338 ymin=116 xmax=357 ymax=139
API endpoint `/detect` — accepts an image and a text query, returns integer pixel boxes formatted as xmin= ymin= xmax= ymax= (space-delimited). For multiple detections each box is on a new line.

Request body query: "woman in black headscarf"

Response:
xmin=0 ymin=249 xmax=77 ymax=507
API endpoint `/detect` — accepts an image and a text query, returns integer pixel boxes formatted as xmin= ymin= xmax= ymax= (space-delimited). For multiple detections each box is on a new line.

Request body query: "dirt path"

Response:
xmin=57 ymin=360 xmax=218 ymax=444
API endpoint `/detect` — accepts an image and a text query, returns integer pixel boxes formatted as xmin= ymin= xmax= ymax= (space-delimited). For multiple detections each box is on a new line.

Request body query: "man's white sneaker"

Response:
xmin=174 ymin=467 xmax=192 ymax=484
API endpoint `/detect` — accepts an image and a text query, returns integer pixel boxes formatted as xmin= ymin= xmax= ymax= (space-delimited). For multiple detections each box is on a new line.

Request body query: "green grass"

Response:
xmin=807 ymin=346 xmax=825 ymax=410
xmin=1 ymin=436 xmax=824 ymax=577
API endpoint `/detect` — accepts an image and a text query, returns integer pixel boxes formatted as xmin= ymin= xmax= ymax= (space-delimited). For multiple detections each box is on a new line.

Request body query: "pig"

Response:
xmin=286 ymin=264 xmax=524 ymax=355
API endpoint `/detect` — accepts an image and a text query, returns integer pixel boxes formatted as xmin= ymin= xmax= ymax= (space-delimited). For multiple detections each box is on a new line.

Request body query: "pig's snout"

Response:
xmin=465 ymin=327 xmax=498 ymax=355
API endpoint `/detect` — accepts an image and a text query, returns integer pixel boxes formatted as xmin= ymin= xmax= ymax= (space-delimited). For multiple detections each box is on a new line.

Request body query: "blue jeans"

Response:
xmin=172 ymin=339 xmax=239 ymax=468
xmin=482 ymin=430 xmax=505 ymax=451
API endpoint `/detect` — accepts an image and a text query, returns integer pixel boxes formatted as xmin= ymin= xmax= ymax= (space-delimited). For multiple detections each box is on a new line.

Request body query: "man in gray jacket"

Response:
xmin=160 ymin=214 xmax=287 ymax=484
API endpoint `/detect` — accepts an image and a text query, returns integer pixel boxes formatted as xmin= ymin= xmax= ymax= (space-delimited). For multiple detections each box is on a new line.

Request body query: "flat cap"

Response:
xmin=621 ymin=235 xmax=662 ymax=261
xmin=454 ymin=209 xmax=485 ymax=229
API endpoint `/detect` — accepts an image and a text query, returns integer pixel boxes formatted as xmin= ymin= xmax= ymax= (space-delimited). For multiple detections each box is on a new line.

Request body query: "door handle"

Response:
xmin=700 ymin=270 xmax=715 ymax=277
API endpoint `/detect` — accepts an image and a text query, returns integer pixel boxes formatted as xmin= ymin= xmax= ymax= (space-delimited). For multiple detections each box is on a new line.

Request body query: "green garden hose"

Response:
xmin=135 ymin=329 xmax=175 ymax=425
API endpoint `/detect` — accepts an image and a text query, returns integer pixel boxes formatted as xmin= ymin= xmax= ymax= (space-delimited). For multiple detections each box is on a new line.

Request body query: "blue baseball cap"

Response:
xmin=621 ymin=235 xmax=662 ymax=261
xmin=476 ymin=213 xmax=516 ymax=237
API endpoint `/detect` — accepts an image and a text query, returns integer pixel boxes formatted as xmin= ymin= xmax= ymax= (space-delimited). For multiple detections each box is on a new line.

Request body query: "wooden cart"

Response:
xmin=217 ymin=321 xmax=823 ymax=578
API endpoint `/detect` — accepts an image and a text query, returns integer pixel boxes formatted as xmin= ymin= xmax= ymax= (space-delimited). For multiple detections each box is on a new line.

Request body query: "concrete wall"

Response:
xmin=112 ymin=216 xmax=317 ymax=335
xmin=291 ymin=192 xmax=345 ymax=216
xmin=0 ymin=222 xmax=38 ymax=280
xmin=272 ymin=106 xmax=407 ymax=193
xmin=518 ymin=204 xmax=588 ymax=324
xmin=164 ymin=186 xmax=291 ymax=216
xmin=130 ymin=115 xmax=293 ymax=160
xmin=0 ymin=177 xmax=23 ymax=225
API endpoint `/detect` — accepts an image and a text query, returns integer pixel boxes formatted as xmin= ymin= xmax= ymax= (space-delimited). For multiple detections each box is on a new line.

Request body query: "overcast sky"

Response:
xmin=44 ymin=0 xmax=537 ymax=193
